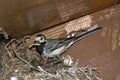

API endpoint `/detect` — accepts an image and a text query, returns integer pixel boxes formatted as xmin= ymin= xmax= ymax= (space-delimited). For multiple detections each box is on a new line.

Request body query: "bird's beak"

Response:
xmin=28 ymin=41 xmax=40 ymax=49
xmin=28 ymin=43 xmax=34 ymax=49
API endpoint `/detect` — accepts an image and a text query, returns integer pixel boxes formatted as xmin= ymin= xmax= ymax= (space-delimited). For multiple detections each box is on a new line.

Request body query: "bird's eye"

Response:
xmin=40 ymin=37 xmax=43 ymax=40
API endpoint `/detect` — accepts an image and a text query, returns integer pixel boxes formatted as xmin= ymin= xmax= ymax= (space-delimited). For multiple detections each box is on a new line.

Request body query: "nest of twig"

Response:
xmin=0 ymin=35 xmax=102 ymax=80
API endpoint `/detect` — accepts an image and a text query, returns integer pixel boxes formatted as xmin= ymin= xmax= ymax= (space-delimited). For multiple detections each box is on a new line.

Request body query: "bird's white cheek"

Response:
xmin=35 ymin=37 xmax=41 ymax=41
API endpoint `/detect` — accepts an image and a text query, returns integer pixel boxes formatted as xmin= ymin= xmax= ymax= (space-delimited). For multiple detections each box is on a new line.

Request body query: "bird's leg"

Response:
xmin=44 ymin=57 xmax=48 ymax=65
xmin=41 ymin=55 xmax=48 ymax=65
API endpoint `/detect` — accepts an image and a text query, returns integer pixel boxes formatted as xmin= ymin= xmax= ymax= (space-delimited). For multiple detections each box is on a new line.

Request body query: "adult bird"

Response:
xmin=29 ymin=25 xmax=101 ymax=63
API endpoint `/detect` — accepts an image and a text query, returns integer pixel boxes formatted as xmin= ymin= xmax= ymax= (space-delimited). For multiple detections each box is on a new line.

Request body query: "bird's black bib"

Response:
xmin=36 ymin=42 xmax=46 ymax=55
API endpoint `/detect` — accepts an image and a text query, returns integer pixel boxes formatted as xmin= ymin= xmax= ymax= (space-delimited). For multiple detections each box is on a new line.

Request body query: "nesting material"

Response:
xmin=0 ymin=36 xmax=102 ymax=80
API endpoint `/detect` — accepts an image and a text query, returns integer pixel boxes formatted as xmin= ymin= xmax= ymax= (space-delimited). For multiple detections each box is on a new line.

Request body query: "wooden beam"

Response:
xmin=0 ymin=0 xmax=118 ymax=37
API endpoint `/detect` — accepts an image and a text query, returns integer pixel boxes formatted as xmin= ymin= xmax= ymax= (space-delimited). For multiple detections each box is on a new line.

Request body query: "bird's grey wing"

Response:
xmin=44 ymin=39 xmax=67 ymax=51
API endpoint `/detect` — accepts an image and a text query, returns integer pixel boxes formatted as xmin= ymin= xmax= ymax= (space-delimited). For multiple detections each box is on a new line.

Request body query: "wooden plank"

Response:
xmin=0 ymin=0 xmax=118 ymax=37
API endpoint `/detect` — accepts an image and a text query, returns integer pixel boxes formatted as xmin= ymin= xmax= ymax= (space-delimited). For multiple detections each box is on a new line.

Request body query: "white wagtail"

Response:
xmin=29 ymin=25 xmax=101 ymax=61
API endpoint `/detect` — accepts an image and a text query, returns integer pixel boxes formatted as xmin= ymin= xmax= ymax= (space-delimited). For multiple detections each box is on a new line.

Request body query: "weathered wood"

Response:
xmin=28 ymin=4 xmax=120 ymax=80
xmin=0 ymin=0 xmax=118 ymax=37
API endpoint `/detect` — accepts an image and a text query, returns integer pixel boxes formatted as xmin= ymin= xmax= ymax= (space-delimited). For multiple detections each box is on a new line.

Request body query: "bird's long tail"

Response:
xmin=73 ymin=24 xmax=101 ymax=42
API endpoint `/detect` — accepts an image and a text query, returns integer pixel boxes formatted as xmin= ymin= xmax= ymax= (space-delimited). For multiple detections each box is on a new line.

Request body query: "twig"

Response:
xmin=5 ymin=39 xmax=20 ymax=57
xmin=22 ymin=35 xmax=31 ymax=43
xmin=18 ymin=36 xmax=31 ymax=49
xmin=79 ymin=68 xmax=92 ymax=80
xmin=12 ymin=48 xmax=35 ymax=69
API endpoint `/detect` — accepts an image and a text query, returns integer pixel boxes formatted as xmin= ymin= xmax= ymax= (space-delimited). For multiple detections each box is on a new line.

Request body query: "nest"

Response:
xmin=0 ymin=36 xmax=102 ymax=80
